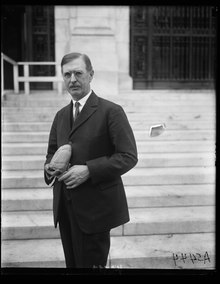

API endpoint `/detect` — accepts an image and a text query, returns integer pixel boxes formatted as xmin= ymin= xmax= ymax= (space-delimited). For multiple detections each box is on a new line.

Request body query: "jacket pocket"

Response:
xmin=99 ymin=179 xmax=121 ymax=191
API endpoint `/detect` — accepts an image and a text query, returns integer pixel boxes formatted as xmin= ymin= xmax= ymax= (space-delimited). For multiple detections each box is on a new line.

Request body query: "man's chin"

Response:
xmin=69 ymin=90 xmax=85 ymax=100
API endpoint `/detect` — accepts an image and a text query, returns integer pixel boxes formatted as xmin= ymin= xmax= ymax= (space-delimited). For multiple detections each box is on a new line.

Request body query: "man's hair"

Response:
xmin=61 ymin=52 xmax=93 ymax=72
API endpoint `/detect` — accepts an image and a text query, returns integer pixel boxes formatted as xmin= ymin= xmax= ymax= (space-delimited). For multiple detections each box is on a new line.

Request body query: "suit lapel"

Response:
xmin=57 ymin=101 xmax=73 ymax=144
xmin=69 ymin=91 xmax=98 ymax=138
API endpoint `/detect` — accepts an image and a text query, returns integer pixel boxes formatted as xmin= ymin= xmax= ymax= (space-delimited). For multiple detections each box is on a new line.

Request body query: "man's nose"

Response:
xmin=70 ymin=73 xmax=77 ymax=82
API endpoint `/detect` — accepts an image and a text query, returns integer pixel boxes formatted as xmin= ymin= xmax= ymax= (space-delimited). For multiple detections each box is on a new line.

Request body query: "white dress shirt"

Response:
xmin=72 ymin=90 xmax=92 ymax=118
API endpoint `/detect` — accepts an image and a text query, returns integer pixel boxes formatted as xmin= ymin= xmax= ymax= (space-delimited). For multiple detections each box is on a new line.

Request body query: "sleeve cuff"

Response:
xmin=45 ymin=172 xmax=56 ymax=187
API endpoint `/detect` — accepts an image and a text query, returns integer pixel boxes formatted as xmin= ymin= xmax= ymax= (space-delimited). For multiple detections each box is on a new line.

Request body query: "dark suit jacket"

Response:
xmin=44 ymin=91 xmax=138 ymax=234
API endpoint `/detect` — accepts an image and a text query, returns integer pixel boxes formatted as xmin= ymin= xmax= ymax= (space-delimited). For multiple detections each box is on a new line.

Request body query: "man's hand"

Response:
xmin=45 ymin=163 xmax=62 ymax=178
xmin=58 ymin=165 xmax=90 ymax=189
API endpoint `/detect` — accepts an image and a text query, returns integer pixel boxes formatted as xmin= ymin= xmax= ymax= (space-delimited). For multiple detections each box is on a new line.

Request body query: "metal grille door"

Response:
xmin=130 ymin=6 xmax=216 ymax=89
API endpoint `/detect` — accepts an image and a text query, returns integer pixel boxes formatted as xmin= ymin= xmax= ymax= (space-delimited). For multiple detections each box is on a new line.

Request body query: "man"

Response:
xmin=44 ymin=52 xmax=138 ymax=268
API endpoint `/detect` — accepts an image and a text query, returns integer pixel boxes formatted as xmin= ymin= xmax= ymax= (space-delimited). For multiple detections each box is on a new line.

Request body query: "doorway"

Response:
xmin=2 ymin=5 xmax=55 ymax=90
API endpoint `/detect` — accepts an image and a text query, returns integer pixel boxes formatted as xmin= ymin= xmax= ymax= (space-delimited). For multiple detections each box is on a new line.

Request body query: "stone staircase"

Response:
xmin=1 ymin=89 xmax=216 ymax=269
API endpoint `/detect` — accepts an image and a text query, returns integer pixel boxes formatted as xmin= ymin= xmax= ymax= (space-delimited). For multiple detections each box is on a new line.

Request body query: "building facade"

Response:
xmin=2 ymin=5 xmax=216 ymax=95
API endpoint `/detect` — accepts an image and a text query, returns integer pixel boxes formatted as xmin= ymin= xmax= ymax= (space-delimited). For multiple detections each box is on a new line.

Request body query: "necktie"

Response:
xmin=74 ymin=101 xmax=80 ymax=121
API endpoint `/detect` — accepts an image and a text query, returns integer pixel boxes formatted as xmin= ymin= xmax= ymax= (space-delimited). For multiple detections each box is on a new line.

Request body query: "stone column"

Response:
xmin=115 ymin=6 xmax=133 ymax=90
xmin=54 ymin=6 xmax=71 ymax=93
xmin=70 ymin=6 xmax=119 ymax=97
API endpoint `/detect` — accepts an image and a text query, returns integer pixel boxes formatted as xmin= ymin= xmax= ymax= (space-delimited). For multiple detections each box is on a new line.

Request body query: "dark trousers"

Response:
xmin=58 ymin=190 xmax=110 ymax=268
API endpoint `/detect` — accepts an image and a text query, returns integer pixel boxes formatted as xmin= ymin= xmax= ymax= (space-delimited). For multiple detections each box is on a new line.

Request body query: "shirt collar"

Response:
xmin=72 ymin=90 xmax=92 ymax=108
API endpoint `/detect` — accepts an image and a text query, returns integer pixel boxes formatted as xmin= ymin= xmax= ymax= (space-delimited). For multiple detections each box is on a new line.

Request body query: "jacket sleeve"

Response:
xmin=86 ymin=105 xmax=138 ymax=184
xmin=44 ymin=112 xmax=58 ymax=185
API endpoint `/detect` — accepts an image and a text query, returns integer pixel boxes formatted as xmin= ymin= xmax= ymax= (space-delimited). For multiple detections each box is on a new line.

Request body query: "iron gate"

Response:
xmin=130 ymin=6 xmax=216 ymax=89
xmin=25 ymin=6 xmax=55 ymax=90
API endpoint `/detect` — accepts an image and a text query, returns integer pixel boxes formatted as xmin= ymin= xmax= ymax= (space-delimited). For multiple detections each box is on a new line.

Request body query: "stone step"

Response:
xmin=1 ymin=206 xmax=215 ymax=241
xmin=3 ymin=104 xmax=215 ymax=114
xmin=119 ymin=88 xmax=215 ymax=98
xmin=3 ymin=110 xmax=215 ymax=122
xmin=2 ymin=130 xmax=215 ymax=143
xmin=2 ymin=153 xmax=215 ymax=171
xmin=2 ymin=188 xmax=53 ymax=211
xmin=136 ymin=141 xmax=215 ymax=153
xmin=2 ymin=141 xmax=215 ymax=155
xmin=3 ymin=122 xmax=52 ymax=132
xmin=124 ymin=206 xmax=214 ymax=235
xmin=120 ymin=97 xmax=215 ymax=106
xmin=137 ymin=153 xmax=215 ymax=167
xmin=122 ymin=167 xmax=215 ymax=186
xmin=3 ymin=90 xmax=215 ymax=104
xmin=1 ymin=238 xmax=65 ymax=268
xmin=3 ymin=99 xmax=69 ymax=108
xmin=1 ymin=167 xmax=215 ymax=189
xmin=125 ymin=184 xmax=215 ymax=208
xmin=3 ymin=96 xmax=215 ymax=107
xmin=2 ymin=184 xmax=215 ymax=212
xmin=4 ymin=89 xmax=215 ymax=99
xmin=1 ymin=232 xmax=215 ymax=268
xmin=2 ymin=104 xmax=215 ymax=115
xmin=2 ymin=143 xmax=48 ymax=155
xmin=109 ymin=233 xmax=215 ymax=269
xmin=2 ymin=119 xmax=215 ymax=132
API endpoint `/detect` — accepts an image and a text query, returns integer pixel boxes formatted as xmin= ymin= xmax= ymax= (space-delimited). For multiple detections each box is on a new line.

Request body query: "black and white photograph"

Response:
xmin=1 ymin=4 xmax=217 ymax=274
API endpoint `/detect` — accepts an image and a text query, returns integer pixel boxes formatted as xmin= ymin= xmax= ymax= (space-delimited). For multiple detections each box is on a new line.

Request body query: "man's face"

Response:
xmin=62 ymin=57 xmax=94 ymax=101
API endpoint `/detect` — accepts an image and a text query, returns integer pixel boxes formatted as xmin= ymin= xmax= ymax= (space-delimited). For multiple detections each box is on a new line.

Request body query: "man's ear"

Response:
xmin=89 ymin=70 xmax=94 ymax=82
